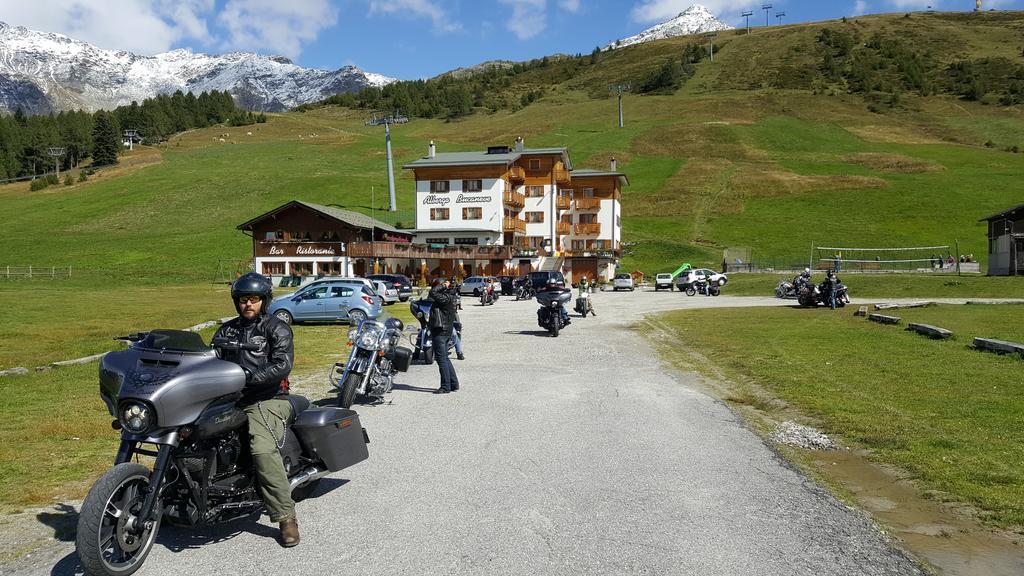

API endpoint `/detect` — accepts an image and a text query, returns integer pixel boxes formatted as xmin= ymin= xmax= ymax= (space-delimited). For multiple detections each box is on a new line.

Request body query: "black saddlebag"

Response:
xmin=386 ymin=346 xmax=413 ymax=372
xmin=293 ymin=408 xmax=369 ymax=472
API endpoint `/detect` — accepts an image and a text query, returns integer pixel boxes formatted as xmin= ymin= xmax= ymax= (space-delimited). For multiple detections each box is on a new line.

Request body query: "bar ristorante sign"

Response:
xmin=257 ymin=242 xmax=342 ymax=257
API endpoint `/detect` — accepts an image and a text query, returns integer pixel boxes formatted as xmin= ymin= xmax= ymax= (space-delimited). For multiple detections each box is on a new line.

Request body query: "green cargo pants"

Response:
xmin=243 ymin=399 xmax=295 ymax=523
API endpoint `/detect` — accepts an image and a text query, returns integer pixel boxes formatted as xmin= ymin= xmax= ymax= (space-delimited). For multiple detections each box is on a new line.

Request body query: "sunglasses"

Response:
xmin=237 ymin=295 xmax=263 ymax=304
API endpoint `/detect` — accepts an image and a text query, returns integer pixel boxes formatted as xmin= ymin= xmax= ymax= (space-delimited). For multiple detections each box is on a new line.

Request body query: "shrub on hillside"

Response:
xmin=78 ymin=172 xmax=88 ymax=183
xmin=29 ymin=179 xmax=48 ymax=191
xmin=63 ymin=174 xmax=73 ymax=186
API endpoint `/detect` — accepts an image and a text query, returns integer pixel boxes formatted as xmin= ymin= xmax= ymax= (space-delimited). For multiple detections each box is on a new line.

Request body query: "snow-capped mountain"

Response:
xmin=607 ymin=5 xmax=733 ymax=50
xmin=0 ymin=21 xmax=396 ymax=114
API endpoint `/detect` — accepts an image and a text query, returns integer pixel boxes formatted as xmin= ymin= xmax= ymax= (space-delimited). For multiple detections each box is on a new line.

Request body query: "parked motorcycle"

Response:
xmin=797 ymin=280 xmax=850 ymax=308
xmin=681 ymin=278 xmax=721 ymax=297
xmin=331 ymin=317 xmax=412 ymax=408
xmin=775 ymin=279 xmax=796 ymax=299
xmin=536 ymin=288 xmax=572 ymax=337
xmin=77 ymin=330 xmax=369 ymax=576
xmin=515 ymin=279 xmax=536 ymax=301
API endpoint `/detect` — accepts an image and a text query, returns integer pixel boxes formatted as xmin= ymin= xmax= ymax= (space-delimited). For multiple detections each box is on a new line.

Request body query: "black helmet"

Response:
xmin=384 ymin=317 xmax=404 ymax=331
xmin=231 ymin=272 xmax=273 ymax=316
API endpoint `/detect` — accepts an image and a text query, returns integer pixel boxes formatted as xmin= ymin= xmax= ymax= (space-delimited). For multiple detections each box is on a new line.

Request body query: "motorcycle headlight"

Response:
xmin=119 ymin=401 xmax=155 ymax=434
xmin=356 ymin=323 xmax=385 ymax=349
xmin=348 ymin=328 xmax=359 ymax=342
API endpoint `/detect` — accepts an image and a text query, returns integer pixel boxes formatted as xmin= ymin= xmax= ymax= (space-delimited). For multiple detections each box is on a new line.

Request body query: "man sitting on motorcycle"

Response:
xmin=793 ymin=267 xmax=812 ymax=289
xmin=540 ymin=278 xmax=571 ymax=324
xmin=212 ymin=272 xmax=300 ymax=547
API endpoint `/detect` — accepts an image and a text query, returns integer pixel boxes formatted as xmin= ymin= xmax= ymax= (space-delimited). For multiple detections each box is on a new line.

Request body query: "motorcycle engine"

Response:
xmin=215 ymin=432 xmax=242 ymax=478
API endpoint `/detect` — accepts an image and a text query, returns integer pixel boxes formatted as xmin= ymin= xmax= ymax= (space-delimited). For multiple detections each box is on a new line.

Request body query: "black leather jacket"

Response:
xmin=428 ymin=284 xmax=456 ymax=334
xmin=213 ymin=314 xmax=294 ymax=405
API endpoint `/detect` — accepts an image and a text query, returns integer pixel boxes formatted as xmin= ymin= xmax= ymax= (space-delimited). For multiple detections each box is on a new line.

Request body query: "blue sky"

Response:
xmin=2 ymin=0 xmax=1022 ymax=79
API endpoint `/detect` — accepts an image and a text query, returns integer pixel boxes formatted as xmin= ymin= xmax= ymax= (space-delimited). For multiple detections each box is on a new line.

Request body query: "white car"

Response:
xmin=372 ymin=280 xmax=400 ymax=305
xmin=612 ymin=273 xmax=634 ymax=291
xmin=459 ymin=276 xmax=497 ymax=296
xmin=677 ymin=268 xmax=728 ymax=289
xmin=654 ymin=273 xmax=674 ymax=291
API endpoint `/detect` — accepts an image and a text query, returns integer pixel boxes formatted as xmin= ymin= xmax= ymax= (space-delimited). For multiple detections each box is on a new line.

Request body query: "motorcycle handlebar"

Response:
xmin=211 ymin=337 xmax=260 ymax=352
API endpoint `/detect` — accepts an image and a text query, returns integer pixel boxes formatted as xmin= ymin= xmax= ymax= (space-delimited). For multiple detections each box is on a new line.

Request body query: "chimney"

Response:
xmin=428 ymin=140 xmax=435 ymax=158
xmin=610 ymin=157 xmax=617 ymax=171
xmin=515 ymin=136 xmax=524 ymax=152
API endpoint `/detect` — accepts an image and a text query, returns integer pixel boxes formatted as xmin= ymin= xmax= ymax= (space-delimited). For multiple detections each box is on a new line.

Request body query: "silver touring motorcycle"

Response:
xmin=76 ymin=330 xmax=370 ymax=576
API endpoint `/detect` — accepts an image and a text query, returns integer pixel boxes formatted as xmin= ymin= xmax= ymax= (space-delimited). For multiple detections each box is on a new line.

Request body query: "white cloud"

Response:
xmin=499 ymin=0 xmax=548 ymax=40
xmin=216 ymin=0 xmax=338 ymax=59
xmin=368 ymin=0 xmax=462 ymax=33
xmin=630 ymin=0 xmax=752 ymax=23
xmin=559 ymin=0 xmax=582 ymax=12
xmin=0 ymin=0 xmax=215 ymax=54
xmin=854 ymin=0 xmax=869 ymax=14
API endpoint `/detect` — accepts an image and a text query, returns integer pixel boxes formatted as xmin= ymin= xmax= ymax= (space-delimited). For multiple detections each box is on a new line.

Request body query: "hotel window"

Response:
xmin=289 ymin=262 xmax=313 ymax=276
xmin=430 ymin=180 xmax=450 ymax=193
xmin=579 ymin=213 xmax=596 ymax=224
xmin=318 ymin=261 xmax=342 ymax=276
xmin=426 ymin=237 xmax=449 ymax=244
xmin=528 ymin=159 xmax=541 ymax=171
xmin=430 ymin=208 xmax=450 ymax=221
xmin=528 ymin=236 xmax=545 ymax=249
xmin=526 ymin=185 xmax=544 ymax=197
xmin=526 ymin=211 xmax=544 ymax=223
xmin=463 ymin=179 xmax=483 ymax=192
xmin=463 ymin=207 xmax=483 ymax=220
xmin=262 ymin=261 xmax=285 ymax=275
xmin=454 ymin=237 xmax=479 ymax=245
xmin=572 ymin=240 xmax=587 ymax=251
xmin=264 ymin=231 xmax=280 ymax=241
xmin=583 ymin=187 xmax=595 ymax=197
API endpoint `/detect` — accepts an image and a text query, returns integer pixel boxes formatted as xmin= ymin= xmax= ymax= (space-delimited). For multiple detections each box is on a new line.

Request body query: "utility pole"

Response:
xmin=742 ymin=11 xmax=754 ymax=34
xmin=776 ymin=11 xmax=785 ymax=25
xmin=609 ymin=83 xmax=631 ymax=128
xmin=366 ymin=110 xmax=409 ymax=212
xmin=47 ymin=147 xmax=65 ymax=180
xmin=762 ymin=4 xmax=773 ymax=27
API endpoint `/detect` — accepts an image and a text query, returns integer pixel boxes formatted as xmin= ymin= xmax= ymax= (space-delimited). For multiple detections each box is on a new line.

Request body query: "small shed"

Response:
xmin=981 ymin=203 xmax=1024 ymax=276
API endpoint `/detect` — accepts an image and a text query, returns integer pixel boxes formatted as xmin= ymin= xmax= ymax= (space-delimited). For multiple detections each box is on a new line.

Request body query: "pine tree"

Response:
xmin=91 ymin=111 xmax=121 ymax=166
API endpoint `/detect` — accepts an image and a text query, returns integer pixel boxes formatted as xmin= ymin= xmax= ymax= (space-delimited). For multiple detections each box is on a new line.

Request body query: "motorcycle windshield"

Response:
xmin=134 ymin=330 xmax=208 ymax=352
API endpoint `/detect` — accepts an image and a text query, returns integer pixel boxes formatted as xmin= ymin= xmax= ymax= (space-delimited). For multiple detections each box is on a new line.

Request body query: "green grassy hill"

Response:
xmin=2 ymin=12 xmax=1022 ymax=284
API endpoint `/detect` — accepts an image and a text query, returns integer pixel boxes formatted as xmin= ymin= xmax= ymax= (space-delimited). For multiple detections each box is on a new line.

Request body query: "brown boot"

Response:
xmin=279 ymin=519 xmax=300 ymax=547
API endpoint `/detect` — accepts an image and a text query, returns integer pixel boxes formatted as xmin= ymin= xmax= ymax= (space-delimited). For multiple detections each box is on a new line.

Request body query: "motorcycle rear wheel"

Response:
xmin=76 ymin=463 xmax=161 ymax=576
xmin=339 ymin=372 xmax=360 ymax=408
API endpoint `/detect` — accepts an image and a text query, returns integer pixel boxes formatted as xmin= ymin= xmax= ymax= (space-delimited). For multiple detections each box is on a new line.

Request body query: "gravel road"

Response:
xmin=6 ymin=291 xmax=929 ymax=576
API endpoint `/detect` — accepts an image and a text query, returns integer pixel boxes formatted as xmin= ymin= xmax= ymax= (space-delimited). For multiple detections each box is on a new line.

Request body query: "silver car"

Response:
xmin=373 ymin=280 xmax=400 ymax=305
xmin=269 ymin=281 xmax=382 ymax=325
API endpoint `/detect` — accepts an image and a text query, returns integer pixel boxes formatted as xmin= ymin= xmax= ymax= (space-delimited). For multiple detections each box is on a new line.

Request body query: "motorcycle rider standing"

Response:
xmin=428 ymin=278 xmax=460 ymax=393
xmin=212 ymin=272 xmax=300 ymax=547
xmin=823 ymin=270 xmax=839 ymax=310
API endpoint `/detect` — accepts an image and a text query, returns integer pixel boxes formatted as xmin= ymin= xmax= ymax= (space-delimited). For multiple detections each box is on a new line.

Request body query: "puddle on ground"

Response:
xmin=804 ymin=448 xmax=1024 ymax=576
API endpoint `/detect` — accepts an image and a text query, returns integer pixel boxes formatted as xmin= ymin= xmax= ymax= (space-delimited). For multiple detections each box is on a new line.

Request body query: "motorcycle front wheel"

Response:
xmin=550 ymin=321 xmax=559 ymax=337
xmin=685 ymin=287 xmax=696 ymax=297
xmin=76 ymin=463 xmax=161 ymax=576
xmin=339 ymin=371 xmax=361 ymax=408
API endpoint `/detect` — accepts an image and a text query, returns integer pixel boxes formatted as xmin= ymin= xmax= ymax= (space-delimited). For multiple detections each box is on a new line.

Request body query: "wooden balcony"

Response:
xmin=554 ymin=168 xmax=571 ymax=185
xmin=556 ymin=222 xmax=570 ymax=235
xmin=555 ymin=196 xmax=571 ymax=210
xmin=503 ymin=217 xmax=526 ymax=233
xmin=563 ymin=249 xmax=621 ymax=259
xmin=347 ymin=242 xmax=514 ymax=260
xmin=574 ymin=197 xmax=601 ymax=211
xmin=503 ymin=190 xmax=525 ymax=209
xmin=573 ymin=223 xmax=601 ymax=236
xmin=508 ymin=166 xmax=525 ymax=182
